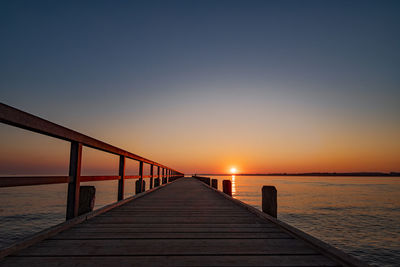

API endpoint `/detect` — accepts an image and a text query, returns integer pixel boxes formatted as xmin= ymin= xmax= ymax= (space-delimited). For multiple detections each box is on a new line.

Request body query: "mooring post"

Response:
xmin=222 ymin=180 xmax=232 ymax=196
xmin=135 ymin=180 xmax=146 ymax=194
xmin=66 ymin=141 xmax=82 ymax=220
xmin=78 ymin=186 xmax=96 ymax=215
xmin=118 ymin=155 xmax=125 ymax=201
xmin=262 ymin=186 xmax=277 ymax=218
xmin=150 ymin=164 xmax=154 ymax=189
xmin=211 ymin=179 xmax=218 ymax=189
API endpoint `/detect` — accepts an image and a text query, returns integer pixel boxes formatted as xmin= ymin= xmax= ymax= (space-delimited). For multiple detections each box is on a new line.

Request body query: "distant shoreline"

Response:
xmin=195 ymin=172 xmax=400 ymax=177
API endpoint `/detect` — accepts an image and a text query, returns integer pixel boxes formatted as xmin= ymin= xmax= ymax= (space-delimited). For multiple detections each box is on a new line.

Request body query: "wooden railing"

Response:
xmin=0 ymin=103 xmax=184 ymax=219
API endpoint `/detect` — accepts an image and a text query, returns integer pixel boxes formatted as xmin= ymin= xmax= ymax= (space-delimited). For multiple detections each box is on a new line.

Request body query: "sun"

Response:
xmin=230 ymin=167 xmax=237 ymax=174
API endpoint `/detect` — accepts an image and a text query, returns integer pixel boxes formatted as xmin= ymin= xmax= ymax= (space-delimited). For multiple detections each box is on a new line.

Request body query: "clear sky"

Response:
xmin=1 ymin=0 xmax=399 ymax=174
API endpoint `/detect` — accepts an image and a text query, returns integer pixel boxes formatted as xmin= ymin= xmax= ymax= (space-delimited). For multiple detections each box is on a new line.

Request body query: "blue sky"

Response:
xmin=1 ymin=0 xmax=399 ymax=173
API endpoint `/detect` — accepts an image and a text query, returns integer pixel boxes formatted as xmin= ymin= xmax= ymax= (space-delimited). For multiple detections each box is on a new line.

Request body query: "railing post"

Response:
xmin=154 ymin=166 xmax=160 ymax=187
xmin=139 ymin=161 xmax=144 ymax=192
xmin=118 ymin=155 xmax=125 ymax=201
xmin=150 ymin=164 xmax=154 ymax=189
xmin=66 ymin=141 xmax=82 ymax=220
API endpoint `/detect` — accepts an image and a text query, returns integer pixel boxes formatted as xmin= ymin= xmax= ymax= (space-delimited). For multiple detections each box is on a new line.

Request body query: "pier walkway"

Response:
xmin=0 ymin=177 xmax=366 ymax=266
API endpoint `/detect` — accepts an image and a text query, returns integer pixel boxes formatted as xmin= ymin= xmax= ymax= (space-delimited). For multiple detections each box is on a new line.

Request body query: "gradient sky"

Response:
xmin=1 ymin=0 xmax=399 ymax=174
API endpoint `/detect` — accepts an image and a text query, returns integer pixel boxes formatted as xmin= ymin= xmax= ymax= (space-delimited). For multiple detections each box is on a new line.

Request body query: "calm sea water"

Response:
xmin=1 ymin=176 xmax=399 ymax=266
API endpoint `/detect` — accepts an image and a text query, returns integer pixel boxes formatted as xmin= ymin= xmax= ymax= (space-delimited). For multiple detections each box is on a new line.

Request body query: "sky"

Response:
xmin=1 ymin=0 xmax=399 ymax=175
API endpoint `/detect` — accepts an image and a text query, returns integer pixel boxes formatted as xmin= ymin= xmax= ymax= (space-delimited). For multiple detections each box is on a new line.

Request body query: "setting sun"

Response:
xmin=230 ymin=167 xmax=237 ymax=174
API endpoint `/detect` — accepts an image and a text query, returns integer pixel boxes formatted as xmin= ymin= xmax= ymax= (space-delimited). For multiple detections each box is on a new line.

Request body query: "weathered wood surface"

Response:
xmin=0 ymin=178 xmax=351 ymax=266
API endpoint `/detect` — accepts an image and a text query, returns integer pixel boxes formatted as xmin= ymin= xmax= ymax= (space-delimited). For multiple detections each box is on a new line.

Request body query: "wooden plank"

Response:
xmin=104 ymin=211 xmax=253 ymax=217
xmin=15 ymin=239 xmax=318 ymax=256
xmin=0 ymin=255 xmax=340 ymax=267
xmin=54 ymin=227 xmax=283 ymax=233
xmin=88 ymin=216 xmax=265 ymax=224
xmin=50 ymin=232 xmax=292 ymax=239
xmin=77 ymin=224 xmax=276 ymax=231
xmin=116 ymin=207 xmax=247 ymax=211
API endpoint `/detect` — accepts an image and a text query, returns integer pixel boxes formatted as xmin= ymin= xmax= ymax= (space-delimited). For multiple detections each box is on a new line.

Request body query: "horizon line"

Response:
xmin=193 ymin=171 xmax=400 ymax=177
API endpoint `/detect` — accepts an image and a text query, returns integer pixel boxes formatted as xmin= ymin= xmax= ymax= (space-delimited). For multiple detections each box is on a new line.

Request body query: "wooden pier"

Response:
xmin=0 ymin=104 xmax=368 ymax=266
xmin=1 ymin=177 xmax=367 ymax=266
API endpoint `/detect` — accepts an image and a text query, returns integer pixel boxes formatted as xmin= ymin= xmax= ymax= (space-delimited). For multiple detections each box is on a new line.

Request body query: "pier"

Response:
xmin=0 ymin=104 xmax=367 ymax=266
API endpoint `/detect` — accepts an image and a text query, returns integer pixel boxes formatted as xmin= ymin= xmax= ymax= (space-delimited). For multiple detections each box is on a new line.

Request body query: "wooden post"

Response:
xmin=222 ymin=180 xmax=232 ymax=197
xmin=138 ymin=161 xmax=144 ymax=192
xmin=150 ymin=164 xmax=154 ymax=189
xmin=135 ymin=180 xmax=146 ymax=194
xmin=211 ymin=179 xmax=218 ymax=189
xmin=118 ymin=155 xmax=125 ymax=201
xmin=162 ymin=168 xmax=166 ymax=184
xmin=78 ymin=186 xmax=96 ymax=215
xmin=66 ymin=141 xmax=82 ymax=220
xmin=262 ymin=186 xmax=277 ymax=218
xmin=156 ymin=166 xmax=160 ymax=187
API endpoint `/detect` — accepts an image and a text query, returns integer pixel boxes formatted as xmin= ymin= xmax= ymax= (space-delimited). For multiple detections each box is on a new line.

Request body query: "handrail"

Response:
xmin=0 ymin=102 xmax=184 ymax=219
xmin=0 ymin=103 xmax=179 ymax=171
xmin=0 ymin=174 xmax=169 ymax=187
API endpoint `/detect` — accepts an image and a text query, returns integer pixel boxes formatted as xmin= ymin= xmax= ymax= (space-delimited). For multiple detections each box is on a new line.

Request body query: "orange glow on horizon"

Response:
xmin=1 ymin=112 xmax=399 ymax=175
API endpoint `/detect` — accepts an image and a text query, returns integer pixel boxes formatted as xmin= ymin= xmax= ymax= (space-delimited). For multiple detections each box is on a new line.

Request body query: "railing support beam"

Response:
xmin=66 ymin=141 xmax=82 ymax=220
xmin=150 ymin=164 xmax=154 ymax=189
xmin=118 ymin=155 xmax=125 ymax=201
xmin=138 ymin=161 xmax=144 ymax=192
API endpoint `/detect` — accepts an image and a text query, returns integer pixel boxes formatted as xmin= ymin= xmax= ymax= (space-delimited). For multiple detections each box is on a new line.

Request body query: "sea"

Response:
xmin=1 ymin=175 xmax=399 ymax=266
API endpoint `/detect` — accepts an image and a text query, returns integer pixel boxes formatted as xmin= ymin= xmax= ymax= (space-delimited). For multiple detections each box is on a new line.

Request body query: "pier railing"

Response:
xmin=0 ymin=103 xmax=184 ymax=219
